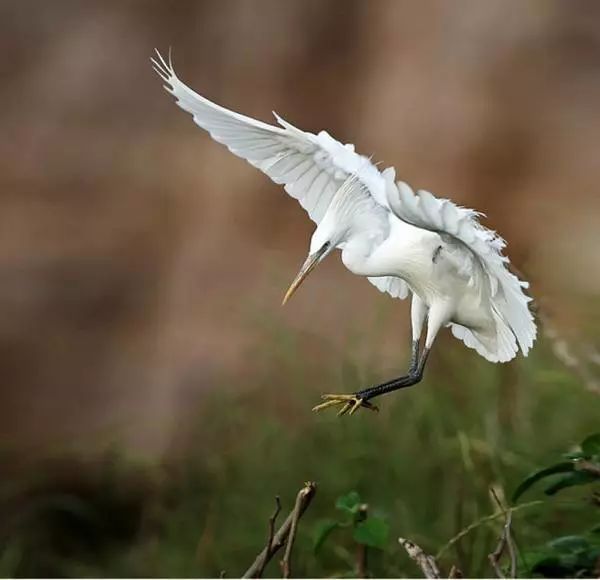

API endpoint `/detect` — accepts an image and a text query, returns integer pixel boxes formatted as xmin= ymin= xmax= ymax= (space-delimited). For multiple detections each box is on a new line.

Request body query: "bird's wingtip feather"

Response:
xmin=152 ymin=48 xmax=176 ymax=78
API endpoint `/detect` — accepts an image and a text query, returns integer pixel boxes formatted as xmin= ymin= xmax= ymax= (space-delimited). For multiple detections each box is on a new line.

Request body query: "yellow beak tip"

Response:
xmin=281 ymin=248 xmax=325 ymax=308
xmin=281 ymin=290 xmax=292 ymax=306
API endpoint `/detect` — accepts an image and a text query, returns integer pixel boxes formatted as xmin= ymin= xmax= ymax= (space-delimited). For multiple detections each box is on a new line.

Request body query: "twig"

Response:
xmin=243 ymin=482 xmax=317 ymax=579
xmin=488 ymin=488 xmax=517 ymax=579
xmin=448 ymin=564 xmax=463 ymax=578
xmin=399 ymin=538 xmax=441 ymax=579
xmin=502 ymin=501 xmax=517 ymax=578
xmin=255 ymin=496 xmax=282 ymax=578
xmin=577 ymin=460 xmax=600 ymax=477
xmin=281 ymin=484 xmax=313 ymax=578
xmin=435 ymin=500 xmax=543 ymax=560
xmin=356 ymin=504 xmax=369 ymax=578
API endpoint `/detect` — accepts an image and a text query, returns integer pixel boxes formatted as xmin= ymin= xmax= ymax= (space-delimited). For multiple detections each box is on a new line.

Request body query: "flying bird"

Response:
xmin=151 ymin=50 xmax=536 ymax=416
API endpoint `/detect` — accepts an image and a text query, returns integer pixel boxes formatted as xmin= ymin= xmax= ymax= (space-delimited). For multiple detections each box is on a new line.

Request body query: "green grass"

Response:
xmin=1 ymin=310 xmax=599 ymax=578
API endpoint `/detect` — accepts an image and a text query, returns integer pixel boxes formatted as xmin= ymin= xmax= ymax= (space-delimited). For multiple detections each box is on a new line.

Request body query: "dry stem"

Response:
xmin=281 ymin=485 xmax=313 ymax=578
xmin=436 ymin=500 xmax=543 ymax=560
xmin=243 ymin=482 xmax=316 ymax=578
xmin=254 ymin=495 xmax=282 ymax=578
xmin=399 ymin=538 xmax=441 ymax=579
xmin=488 ymin=488 xmax=517 ymax=578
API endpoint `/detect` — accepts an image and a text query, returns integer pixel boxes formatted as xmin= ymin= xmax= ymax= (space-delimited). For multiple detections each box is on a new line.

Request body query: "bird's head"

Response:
xmin=281 ymin=173 xmax=369 ymax=305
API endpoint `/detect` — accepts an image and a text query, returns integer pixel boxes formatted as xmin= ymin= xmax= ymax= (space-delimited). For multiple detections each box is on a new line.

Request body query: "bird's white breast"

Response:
xmin=364 ymin=216 xmax=440 ymax=287
xmin=361 ymin=216 xmax=492 ymax=327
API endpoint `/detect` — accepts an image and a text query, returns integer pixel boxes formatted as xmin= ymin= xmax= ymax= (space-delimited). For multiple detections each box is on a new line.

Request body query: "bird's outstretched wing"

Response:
xmin=382 ymin=169 xmax=536 ymax=359
xmin=151 ymin=50 xmax=389 ymax=223
xmin=152 ymin=50 xmax=409 ymax=300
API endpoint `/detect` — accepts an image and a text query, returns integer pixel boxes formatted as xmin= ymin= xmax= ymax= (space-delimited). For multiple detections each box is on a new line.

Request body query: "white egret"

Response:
xmin=152 ymin=50 xmax=536 ymax=416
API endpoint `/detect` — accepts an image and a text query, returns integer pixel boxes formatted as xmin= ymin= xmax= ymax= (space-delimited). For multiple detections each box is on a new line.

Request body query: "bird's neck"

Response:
xmin=340 ymin=232 xmax=381 ymax=276
xmin=341 ymin=216 xmax=434 ymax=279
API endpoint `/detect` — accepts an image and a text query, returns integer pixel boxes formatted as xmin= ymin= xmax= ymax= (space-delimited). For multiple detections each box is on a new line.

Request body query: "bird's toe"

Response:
xmin=312 ymin=393 xmax=378 ymax=416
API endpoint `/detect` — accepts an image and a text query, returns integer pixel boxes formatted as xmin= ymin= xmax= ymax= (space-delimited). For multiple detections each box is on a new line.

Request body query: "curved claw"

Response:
xmin=312 ymin=393 xmax=378 ymax=416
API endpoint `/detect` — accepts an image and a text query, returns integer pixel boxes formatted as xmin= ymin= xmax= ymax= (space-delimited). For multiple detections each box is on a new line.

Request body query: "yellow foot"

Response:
xmin=312 ymin=394 xmax=379 ymax=416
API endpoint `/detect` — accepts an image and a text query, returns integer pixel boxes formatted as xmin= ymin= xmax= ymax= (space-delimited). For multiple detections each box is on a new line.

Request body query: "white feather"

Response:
xmin=151 ymin=51 xmax=388 ymax=222
xmin=153 ymin=50 xmax=536 ymax=363
xmin=151 ymin=50 xmax=405 ymax=299
xmin=367 ymin=276 xmax=410 ymax=300
xmin=386 ymin=180 xmax=536 ymax=361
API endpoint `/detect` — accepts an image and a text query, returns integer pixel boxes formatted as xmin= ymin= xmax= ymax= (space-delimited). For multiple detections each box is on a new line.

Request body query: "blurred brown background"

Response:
xmin=1 ymin=0 xmax=599 ymax=457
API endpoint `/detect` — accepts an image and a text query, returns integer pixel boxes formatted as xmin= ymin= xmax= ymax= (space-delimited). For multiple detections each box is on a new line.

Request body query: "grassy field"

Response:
xmin=1 ymin=313 xmax=599 ymax=578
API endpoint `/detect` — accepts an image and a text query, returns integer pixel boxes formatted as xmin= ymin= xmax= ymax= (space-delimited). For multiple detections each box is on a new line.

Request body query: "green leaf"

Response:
xmin=335 ymin=491 xmax=361 ymax=514
xmin=524 ymin=533 xmax=600 ymax=578
xmin=512 ymin=462 xmax=574 ymax=502
xmin=581 ymin=433 xmax=600 ymax=457
xmin=313 ymin=519 xmax=342 ymax=554
xmin=547 ymin=535 xmax=591 ymax=554
xmin=353 ymin=517 xmax=389 ymax=549
xmin=544 ymin=471 xmax=598 ymax=495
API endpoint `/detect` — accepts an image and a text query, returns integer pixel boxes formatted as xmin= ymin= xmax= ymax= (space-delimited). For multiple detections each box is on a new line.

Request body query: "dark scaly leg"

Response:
xmin=355 ymin=347 xmax=430 ymax=402
xmin=312 ymin=340 xmax=424 ymax=416
xmin=313 ymin=299 xmax=447 ymax=417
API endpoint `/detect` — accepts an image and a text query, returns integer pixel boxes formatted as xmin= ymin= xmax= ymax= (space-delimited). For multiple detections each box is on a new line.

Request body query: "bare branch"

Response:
xmin=399 ymin=538 xmax=441 ymax=579
xmin=488 ymin=488 xmax=517 ymax=579
xmin=243 ymin=482 xmax=317 ymax=579
xmin=254 ymin=495 xmax=282 ymax=578
xmin=281 ymin=483 xmax=315 ymax=578
xmin=488 ymin=522 xmax=509 ymax=578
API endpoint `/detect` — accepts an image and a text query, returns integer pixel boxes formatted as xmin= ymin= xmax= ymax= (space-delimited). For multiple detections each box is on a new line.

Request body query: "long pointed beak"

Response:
xmin=282 ymin=244 xmax=330 ymax=305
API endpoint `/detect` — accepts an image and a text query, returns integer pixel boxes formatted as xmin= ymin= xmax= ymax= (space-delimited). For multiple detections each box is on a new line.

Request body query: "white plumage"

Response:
xmin=152 ymin=49 xmax=536 ymax=412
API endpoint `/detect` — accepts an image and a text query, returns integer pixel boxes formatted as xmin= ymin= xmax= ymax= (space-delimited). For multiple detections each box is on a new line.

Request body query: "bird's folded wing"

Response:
xmin=151 ymin=50 xmax=388 ymax=225
xmin=367 ymin=276 xmax=410 ymax=300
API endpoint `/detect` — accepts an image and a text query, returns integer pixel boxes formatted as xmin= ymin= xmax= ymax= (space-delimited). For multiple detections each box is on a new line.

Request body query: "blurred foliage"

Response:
xmin=0 ymin=319 xmax=599 ymax=577
xmin=524 ymin=532 xmax=600 ymax=579
xmin=513 ymin=433 xmax=600 ymax=501
xmin=0 ymin=451 xmax=156 ymax=577
xmin=312 ymin=490 xmax=389 ymax=574
xmin=513 ymin=433 xmax=600 ymax=578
